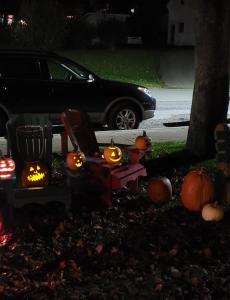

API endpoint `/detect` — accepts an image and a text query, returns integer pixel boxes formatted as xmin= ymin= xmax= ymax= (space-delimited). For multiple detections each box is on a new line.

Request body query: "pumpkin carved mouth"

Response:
xmin=27 ymin=172 xmax=45 ymax=182
xmin=75 ymin=160 xmax=83 ymax=168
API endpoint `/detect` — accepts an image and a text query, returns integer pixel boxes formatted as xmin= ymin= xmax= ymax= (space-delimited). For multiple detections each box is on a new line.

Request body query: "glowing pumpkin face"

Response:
xmin=103 ymin=139 xmax=122 ymax=164
xmin=21 ymin=162 xmax=48 ymax=187
xmin=0 ymin=156 xmax=15 ymax=179
xmin=66 ymin=150 xmax=86 ymax=171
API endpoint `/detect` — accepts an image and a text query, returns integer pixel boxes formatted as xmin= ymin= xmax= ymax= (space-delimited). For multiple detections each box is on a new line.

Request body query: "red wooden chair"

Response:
xmin=61 ymin=109 xmax=148 ymax=206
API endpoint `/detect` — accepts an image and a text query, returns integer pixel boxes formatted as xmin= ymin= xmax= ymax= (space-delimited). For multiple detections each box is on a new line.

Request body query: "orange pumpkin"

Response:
xmin=0 ymin=150 xmax=15 ymax=180
xmin=202 ymin=203 xmax=224 ymax=222
xmin=147 ymin=176 xmax=172 ymax=204
xmin=135 ymin=131 xmax=152 ymax=150
xmin=21 ymin=161 xmax=49 ymax=187
xmin=180 ymin=169 xmax=214 ymax=211
xmin=103 ymin=139 xmax=122 ymax=164
xmin=66 ymin=150 xmax=85 ymax=171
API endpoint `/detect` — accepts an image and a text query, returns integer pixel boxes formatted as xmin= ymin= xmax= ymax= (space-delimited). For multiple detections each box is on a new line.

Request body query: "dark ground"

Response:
xmin=0 ymin=153 xmax=229 ymax=300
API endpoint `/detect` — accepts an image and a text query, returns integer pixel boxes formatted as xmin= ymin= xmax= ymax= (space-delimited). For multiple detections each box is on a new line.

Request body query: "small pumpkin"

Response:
xmin=0 ymin=150 xmax=15 ymax=180
xmin=66 ymin=150 xmax=86 ymax=171
xmin=180 ymin=169 xmax=214 ymax=211
xmin=202 ymin=203 xmax=224 ymax=222
xmin=21 ymin=161 xmax=49 ymax=187
xmin=135 ymin=131 xmax=152 ymax=150
xmin=103 ymin=139 xmax=122 ymax=164
xmin=147 ymin=176 xmax=172 ymax=204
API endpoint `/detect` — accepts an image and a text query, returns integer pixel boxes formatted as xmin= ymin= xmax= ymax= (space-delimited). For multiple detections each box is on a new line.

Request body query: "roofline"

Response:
xmin=0 ymin=49 xmax=58 ymax=56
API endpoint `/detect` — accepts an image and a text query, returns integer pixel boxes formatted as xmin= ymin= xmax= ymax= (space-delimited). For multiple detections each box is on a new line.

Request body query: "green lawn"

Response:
xmin=59 ymin=49 xmax=163 ymax=87
xmin=150 ymin=141 xmax=216 ymax=171
xmin=152 ymin=141 xmax=186 ymax=159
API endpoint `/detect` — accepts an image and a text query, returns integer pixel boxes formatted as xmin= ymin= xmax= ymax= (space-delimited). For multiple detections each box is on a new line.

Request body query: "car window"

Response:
xmin=0 ymin=57 xmax=41 ymax=79
xmin=47 ymin=59 xmax=89 ymax=81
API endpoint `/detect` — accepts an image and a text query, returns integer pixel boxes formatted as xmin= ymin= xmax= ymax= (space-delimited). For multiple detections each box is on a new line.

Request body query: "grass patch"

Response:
xmin=152 ymin=141 xmax=186 ymax=159
xmin=59 ymin=49 xmax=163 ymax=87
xmin=151 ymin=141 xmax=216 ymax=171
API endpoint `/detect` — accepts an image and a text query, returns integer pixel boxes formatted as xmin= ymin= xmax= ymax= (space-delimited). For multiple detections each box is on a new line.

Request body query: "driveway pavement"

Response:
xmin=51 ymin=126 xmax=188 ymax=153
xmin=0 ymin=126 xmax=188 ymax=155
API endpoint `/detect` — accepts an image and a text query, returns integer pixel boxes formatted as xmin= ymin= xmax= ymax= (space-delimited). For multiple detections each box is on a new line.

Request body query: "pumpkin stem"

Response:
xmin=73 ymin=144 xmax=79 ymax=152
xmin=111 ymin=138 xmax=114 ymax=146
xmin=143 ymin=131 xmax=146 ymax=137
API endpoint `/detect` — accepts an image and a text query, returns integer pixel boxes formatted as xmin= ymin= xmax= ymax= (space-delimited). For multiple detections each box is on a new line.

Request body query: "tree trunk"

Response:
xmin=186 ymin=0 xmax=230 ymax=158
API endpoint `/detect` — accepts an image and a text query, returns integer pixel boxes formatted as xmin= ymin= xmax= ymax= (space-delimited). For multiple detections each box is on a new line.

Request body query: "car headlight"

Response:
xmin=137 ymin=87 xmax=152 ymax=97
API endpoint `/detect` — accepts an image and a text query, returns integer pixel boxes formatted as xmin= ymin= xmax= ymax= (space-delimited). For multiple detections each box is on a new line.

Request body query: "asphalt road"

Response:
xmin=140 ymin=88 xmax=192 ymax=129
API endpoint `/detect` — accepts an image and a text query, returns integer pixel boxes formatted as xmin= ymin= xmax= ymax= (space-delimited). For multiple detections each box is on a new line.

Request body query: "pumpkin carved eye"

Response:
xmin=30 ymin=167 xmax=34 ymax=172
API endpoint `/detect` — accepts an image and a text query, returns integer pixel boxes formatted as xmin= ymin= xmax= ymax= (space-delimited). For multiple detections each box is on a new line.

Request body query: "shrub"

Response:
xmin=64 ymin=19 xmax=97 ymax=49
xmin=97 ymin=18 xmax=128 ymax=49
xmin=0 ymin=26 xmax=14 ymax=47
xmin=14 ymin=0 xmax=67 ymax=50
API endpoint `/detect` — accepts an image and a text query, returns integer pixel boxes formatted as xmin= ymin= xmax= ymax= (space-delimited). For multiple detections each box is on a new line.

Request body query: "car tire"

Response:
xmin=107 ymin=102 xmax=141 ymax=130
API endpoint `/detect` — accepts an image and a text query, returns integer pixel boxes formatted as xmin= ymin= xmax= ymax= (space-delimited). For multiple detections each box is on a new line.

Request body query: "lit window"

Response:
xmin=7 ymin=14 xmax=14 ymax=25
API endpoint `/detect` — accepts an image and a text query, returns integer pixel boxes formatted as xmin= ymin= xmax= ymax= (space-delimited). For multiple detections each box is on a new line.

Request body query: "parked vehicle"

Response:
xmin=0 ymin=49 xmax=156 ymax=134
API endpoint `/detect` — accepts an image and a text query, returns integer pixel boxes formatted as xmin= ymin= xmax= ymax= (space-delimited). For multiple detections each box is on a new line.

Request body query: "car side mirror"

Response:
xmin=88 ymin=74 xmax=95 ymax=82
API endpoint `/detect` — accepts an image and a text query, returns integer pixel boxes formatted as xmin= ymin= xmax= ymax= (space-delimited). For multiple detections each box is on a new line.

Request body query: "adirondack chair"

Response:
xmin=61 ymin=109 xmax=147 ymax=206
xmin=6 ymin=114 xmax=71 ymax=209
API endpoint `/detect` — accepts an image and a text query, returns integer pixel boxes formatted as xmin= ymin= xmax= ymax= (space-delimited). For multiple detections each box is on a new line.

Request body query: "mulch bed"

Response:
xmin=0 ymin=157 xmax=230 ymax=300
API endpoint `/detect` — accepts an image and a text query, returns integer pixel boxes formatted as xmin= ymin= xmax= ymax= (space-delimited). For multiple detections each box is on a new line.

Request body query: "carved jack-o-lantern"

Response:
xmin=135 ymin=131 xmax=152 ymax=150
xmin=66 ymin=150 xmax=86 ymax=171
xmin=103 ymin=139 xmax=122 ymax=164
xmin=21 ymin=161 xmax=49 ymax=187
xmin=0 ymin=150 xmax=15 ymax=180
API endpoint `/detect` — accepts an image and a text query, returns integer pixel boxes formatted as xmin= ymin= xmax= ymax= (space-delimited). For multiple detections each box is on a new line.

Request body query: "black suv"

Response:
xmin=0 ymin=49 xmax=156 ymax=133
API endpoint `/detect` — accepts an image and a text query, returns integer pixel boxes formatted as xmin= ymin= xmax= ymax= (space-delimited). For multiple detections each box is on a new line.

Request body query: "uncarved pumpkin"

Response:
xmin=147 ymin=176 xmax=172 ymax=204
xmin=202 ymin=203 xmax=224 ymax=222
xmin=180 ymin=169 xmax=214 ymax=211
xmin=135 ymin=131 xmax=152 ymax=151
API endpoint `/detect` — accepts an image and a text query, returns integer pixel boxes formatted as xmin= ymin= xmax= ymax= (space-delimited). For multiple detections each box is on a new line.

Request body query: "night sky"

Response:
xmin=0 ymin=0 xmax=168 ymax=15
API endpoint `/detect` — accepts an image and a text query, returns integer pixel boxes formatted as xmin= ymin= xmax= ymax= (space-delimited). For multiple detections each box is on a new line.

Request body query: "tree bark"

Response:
xmin=186 ymin=0 xmax=230 ymax=158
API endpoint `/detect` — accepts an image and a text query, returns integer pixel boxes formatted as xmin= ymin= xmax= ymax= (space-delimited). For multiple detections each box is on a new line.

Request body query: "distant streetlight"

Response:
xmin=130 ymin=8 xmax=135 ymax=14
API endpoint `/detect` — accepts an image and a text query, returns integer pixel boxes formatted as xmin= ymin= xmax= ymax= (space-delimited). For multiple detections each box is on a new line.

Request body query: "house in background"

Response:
xmin=167 ymin=0 xmax=194 ymax=46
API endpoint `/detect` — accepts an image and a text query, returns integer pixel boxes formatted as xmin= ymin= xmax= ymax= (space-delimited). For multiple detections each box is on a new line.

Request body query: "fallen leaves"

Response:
xmin=0 ymin=176 xmax=230 ymax=299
